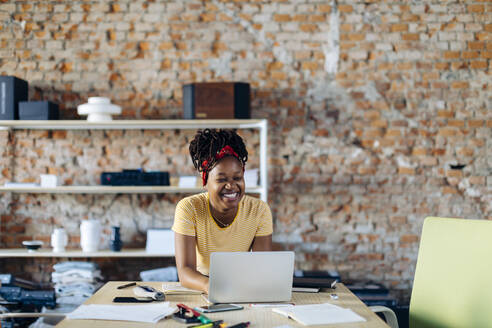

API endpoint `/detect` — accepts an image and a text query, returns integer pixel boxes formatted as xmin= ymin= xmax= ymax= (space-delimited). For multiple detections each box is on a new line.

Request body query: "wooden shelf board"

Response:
xmin=0 ymin=119 xmax=264 ymax=130
xmin=0 ymin=248 xmax=173 ymax=258
xmin=0 ymin=186 xmax=263 ymax=194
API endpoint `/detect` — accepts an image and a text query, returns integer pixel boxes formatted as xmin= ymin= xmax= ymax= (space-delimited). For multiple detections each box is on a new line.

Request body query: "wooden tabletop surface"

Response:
xmin=56 ymin=281 xmax=389 ymax=327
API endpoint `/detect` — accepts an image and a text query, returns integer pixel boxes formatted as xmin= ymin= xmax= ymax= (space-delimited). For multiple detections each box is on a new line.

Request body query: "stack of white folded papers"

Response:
xmin=68 ymin=303 xmax=177 ymax=323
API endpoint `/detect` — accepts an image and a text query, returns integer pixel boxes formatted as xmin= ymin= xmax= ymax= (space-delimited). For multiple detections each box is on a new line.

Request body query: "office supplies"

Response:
xmin=162 ymin=282 xmax=202 ymax=295
xmin=133 ymin=285 xmax=165 ymax=301
xmin=177 ymin=303 xmax=212 ymax=324
xmin=113 ymin=297 xmax=153 ymax=303
xmin=272 ymin=303 xmax=366 ymax=325
xmin=292 ymin=277 xmax=338 ymax=289
xmin=227 ymin=322 xmax=250 ymax=328
xmin=188 ymin=320 xmax=224 ymax=328
xmin=67 ymin=303 xmax=176 ymax=323
xmin=294 ymin=269 xmax=341 ymax=280
xmin=207 ymin=251 xmax=294 ymax=303
xmin=116 ymin=282 xmax=136 ymax=289
xmin=249 ymin=303 xmax=294 ymax=308
xmin=292 ymin=287 xmax=320 ymax=293
xmin=172 ymin=306 xmax=201 ymax=324
xmin=194 ymin=304 xmax=243 ymax=313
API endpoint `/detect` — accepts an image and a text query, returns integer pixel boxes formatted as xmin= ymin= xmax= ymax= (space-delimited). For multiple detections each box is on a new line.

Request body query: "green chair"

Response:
xmin=409 ymin=217 xmax=492 ymax=328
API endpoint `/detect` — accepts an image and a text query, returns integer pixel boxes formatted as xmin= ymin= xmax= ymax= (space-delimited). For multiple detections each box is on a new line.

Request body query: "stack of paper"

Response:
xmin=272 ymin=303 xmax=365 ymax=326
xmin=67 ymin=302 xmax=176 ymax=323
xmin=162 ymin=282 xmax=202 ymax=295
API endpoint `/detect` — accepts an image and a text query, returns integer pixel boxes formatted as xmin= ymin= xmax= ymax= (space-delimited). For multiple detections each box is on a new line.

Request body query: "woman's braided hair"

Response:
xmin=189 ymin=129 xmax=248 ymax=174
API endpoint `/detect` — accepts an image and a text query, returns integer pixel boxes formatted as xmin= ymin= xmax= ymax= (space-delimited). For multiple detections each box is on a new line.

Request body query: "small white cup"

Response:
xmin=40 ymin=174 xmax=58 ymax=188
xmin=51 ymin=228 xmax=68 ymax=253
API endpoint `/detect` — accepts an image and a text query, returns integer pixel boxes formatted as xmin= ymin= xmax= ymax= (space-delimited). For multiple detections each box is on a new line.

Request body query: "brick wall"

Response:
xmin=0 ymin=1 xmax=490 ymax=301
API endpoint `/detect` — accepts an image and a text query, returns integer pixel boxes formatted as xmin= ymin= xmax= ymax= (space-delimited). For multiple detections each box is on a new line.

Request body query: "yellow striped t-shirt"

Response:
xmin=172 ymin=192 xmax=273 ymax=276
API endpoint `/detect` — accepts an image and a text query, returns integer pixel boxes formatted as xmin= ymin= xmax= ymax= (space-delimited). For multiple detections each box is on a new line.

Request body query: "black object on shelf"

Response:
xmin=0 ymin=76 xmax=28 ymax=120
xmin=101 ymin=169 xmax=170 ymax=186
xmin=110 ymin=226 xmax=122 ymax=252
xmin=183 ymin=82 xmax=250 ymax=119
xmin=0 ymin=286 xmax=55 ymax=309
xmin=19 ymin=101 xmax=59 ymax=120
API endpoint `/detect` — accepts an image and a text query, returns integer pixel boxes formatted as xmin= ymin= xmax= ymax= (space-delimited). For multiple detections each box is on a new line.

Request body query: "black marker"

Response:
xmin=117 ymin=282 xmax=137 ymax=289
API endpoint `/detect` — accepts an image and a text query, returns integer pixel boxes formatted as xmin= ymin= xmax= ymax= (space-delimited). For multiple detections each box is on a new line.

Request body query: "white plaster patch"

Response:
xmin=208 ymin=52 xmax=233 ymax=77
xmin=324 ymin=0 xmax=339 ymax=74
xmin=396 ymin=156 xmax=417 ymax=168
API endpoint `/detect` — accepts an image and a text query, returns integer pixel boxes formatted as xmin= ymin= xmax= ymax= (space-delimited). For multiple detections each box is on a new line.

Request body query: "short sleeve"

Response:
xmin=255 ymin=201 xmax=273 ymax=236
xmin=172 ymin=198 xmax=197 ymax=236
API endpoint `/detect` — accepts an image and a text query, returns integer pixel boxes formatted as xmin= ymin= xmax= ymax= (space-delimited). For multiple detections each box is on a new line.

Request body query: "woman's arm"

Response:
xmin=174 ymin=232 xmax=209 ymax=293
xmin=251 ymin=234 xmax=273 ymax=251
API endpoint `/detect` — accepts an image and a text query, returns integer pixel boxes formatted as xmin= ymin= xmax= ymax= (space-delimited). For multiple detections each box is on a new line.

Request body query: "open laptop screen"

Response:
xmin=207 ymin=251 xmax=295 ymax=304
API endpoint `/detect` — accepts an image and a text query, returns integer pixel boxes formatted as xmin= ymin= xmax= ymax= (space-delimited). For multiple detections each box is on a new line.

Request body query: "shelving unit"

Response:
xmin=0 ymin=248 xmax=173 ymax=258
xmin=0 ymin=186 xmax=263 ymax=194
xmin=0 ymin=119 xmax=268 ymax=201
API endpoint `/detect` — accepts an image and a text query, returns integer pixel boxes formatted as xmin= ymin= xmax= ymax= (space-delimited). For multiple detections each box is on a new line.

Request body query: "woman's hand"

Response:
xmin=174 ymin=232 xmax=209 ymax=293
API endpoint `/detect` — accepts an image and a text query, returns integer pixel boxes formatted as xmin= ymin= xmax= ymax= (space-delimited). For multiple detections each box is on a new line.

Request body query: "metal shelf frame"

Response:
xmin=0 ymin=119 xmax=268 ymax=202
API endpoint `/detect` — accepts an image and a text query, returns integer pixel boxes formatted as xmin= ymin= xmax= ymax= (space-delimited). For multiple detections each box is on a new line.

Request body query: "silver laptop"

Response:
xmin=207 ymin=251 xmax=295 ymax=304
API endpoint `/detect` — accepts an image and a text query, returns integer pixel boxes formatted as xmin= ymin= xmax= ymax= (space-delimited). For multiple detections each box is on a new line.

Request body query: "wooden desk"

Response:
xmin=57 ymin=281 xmax=389 ymax=327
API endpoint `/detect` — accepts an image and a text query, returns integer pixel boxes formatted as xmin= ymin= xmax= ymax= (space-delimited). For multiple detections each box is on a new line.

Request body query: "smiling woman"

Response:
xmin=172 ymin=129 xmax=273 ymax=294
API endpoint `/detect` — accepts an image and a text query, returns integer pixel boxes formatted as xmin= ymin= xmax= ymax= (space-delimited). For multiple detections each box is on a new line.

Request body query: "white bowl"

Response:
xmin=22 ymin=240 xmax=44 ymax=252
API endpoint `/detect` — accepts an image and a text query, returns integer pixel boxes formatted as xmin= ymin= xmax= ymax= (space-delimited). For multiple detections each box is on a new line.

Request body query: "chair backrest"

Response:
xmin=410 ymin=217 xmax=492 ymax=328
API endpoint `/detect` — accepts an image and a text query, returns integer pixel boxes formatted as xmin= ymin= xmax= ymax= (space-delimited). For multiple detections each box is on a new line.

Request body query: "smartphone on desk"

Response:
xmin=194 ymin=304 xmax=243 ymax=313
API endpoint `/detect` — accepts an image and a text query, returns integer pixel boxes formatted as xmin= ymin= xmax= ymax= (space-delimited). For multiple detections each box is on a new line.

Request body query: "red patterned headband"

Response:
xmin=201 ymin=145 xmax=242 ymax=186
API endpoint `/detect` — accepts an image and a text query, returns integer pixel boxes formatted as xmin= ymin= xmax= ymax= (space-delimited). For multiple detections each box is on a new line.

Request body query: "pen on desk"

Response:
xmin=188 ymin=320 xmax=223 ymax=328
xmin=227 ymin=322 xmax=250 ymax=328
xmin=117 ymin=282 xmax=136 ymax=289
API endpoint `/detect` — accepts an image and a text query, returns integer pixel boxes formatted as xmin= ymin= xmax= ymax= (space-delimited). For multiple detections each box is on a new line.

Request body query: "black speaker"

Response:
xmin=183 ymin=82 xmax=250 ymax=119
xmin=19 ymin=101 xmax=59 ymax=120
xmin=0 ymin=76 xmax=28 ymax=120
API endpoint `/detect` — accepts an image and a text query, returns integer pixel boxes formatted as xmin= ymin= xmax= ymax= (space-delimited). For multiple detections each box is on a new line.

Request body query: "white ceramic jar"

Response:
xmin=80 ymin=220 xmax=101 ymax=252
xmin=51 ymin=228 xmax=68 ymax=253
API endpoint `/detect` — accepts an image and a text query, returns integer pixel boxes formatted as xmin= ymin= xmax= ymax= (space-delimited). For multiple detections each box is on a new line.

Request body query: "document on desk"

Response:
xmin=272 ymin=303 xmax=366 ymax=326
xmin=162 ymin=282 xmax=202 ymax=295
xmin=67 ymin=302 xmax=176 ymax=323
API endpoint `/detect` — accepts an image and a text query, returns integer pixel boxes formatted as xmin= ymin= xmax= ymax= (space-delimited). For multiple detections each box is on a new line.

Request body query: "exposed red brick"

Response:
xmin=467 ymin=4 xmax=484 ymax=13
xmin=391 ymin=24 xmax=408 ymax=32
xmin=400 ymin=235 xmax=418 ymax=243
xmin=273 ymin=14 xmax=291 ymax=22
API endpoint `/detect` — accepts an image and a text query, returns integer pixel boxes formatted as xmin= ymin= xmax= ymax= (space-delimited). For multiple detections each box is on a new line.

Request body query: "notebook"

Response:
xmin=206 ymin=251 xmax=295 ymax=304
xmin=272 ymin=303 xmax=366 ymax=326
